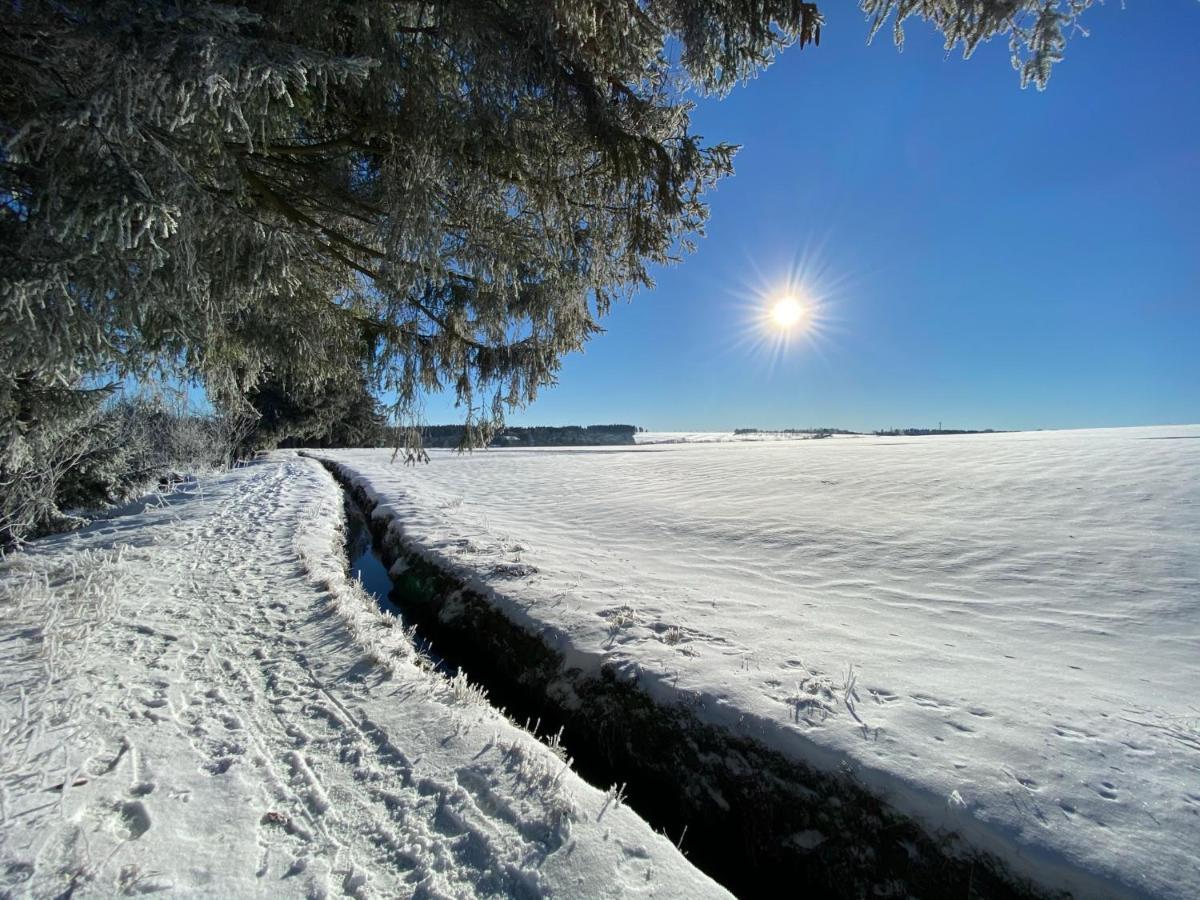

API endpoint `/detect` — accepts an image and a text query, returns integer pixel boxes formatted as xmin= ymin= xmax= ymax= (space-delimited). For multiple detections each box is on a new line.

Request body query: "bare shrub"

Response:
xmin=1 ymin=381 xmax=258 ymax=547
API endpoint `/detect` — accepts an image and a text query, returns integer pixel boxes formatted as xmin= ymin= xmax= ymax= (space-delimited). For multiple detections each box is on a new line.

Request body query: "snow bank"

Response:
xmin=315 ymin=426 xmax=1200 ymax=899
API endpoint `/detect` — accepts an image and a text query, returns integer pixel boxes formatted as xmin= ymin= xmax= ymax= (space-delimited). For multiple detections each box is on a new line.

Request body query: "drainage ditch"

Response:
xmin=343 ymin=491 xmax=455 ymax=676
xmin=326 ymin=460 xmax=1045 ymax=900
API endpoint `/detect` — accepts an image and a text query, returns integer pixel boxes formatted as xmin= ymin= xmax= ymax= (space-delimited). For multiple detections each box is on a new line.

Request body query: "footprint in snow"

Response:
xmin=1052 ymin=724 xmax=1095 ymax=742
xmin=1119 ymin=740 xmax=1155 ymax=756
xmin=113 ymin=800 xmax=151 ymax=840
xmin=910 ymin=693 xmax=954 ymax=711
xmin=204 ymin=757 xmax=237 ymax=776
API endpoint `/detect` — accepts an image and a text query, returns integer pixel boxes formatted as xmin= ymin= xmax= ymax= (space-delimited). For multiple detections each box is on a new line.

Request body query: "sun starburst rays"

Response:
xmin=720 ymin=247 xmax=842 ymax=378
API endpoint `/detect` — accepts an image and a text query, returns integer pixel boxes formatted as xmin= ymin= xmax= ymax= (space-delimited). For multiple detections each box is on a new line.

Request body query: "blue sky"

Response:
xmin=429 ymin=4 xmax=1200 ymax=432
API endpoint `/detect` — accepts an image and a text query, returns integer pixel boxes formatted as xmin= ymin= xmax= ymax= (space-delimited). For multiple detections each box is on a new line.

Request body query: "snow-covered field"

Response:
xmin=634 ymin=431 xmax=829 ymax=444
xmin=0 ymin=457 xmax=724 ymax=898
xmin=318 ymin=426 xmax=1200 ymax=899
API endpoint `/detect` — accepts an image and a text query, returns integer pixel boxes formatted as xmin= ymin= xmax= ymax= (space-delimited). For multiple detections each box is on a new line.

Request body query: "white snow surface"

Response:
xmin=634 ymin=430 xmax=839 ymax=444
xmin=0 ymin=456 xmax=725 ymax=898
xmin=317 ymin=426 xmax=1200 ymax=899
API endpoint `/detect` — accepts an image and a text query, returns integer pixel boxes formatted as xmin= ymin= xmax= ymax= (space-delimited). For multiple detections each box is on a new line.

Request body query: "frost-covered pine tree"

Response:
xmin=2 ymin=0 xmax=1099 ymax=541
xmin=860 ymin=0 xmax=1097 ymax=90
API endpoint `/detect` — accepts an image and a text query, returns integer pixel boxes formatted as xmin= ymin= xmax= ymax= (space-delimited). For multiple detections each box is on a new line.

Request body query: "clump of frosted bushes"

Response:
xmin=1 ymin=388 xmax=252 ymax=547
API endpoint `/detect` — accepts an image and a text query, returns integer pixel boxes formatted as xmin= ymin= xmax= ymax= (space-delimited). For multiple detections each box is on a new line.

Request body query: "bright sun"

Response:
xmin=770 ymin=296 xmax=805 ymax=330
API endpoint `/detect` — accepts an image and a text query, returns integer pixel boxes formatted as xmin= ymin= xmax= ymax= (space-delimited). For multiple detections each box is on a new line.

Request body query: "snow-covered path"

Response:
xmin=0 ymin=457 xmax=723 ymax=898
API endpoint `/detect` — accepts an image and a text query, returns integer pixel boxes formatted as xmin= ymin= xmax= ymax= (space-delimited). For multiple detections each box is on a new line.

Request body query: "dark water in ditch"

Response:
xmin=343 ymin=495 xmax=455 ymax=675
xmin=345 ymin=506 xmax=396 ymax=605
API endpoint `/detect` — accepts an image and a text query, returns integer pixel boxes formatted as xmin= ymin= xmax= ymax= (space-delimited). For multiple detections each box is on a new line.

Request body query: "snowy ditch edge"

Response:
xmin=314 ymin=457 xmax=1069 ymax=900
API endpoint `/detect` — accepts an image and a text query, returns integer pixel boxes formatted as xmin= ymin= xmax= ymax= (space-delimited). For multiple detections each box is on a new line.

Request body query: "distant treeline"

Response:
xmin=872 ymin=428 xmax=1003 ymax=436
xmin=415 ymin=424 xmax=638 ymax=448
xmin=733 ymin=428 xmax=857 ymax=436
